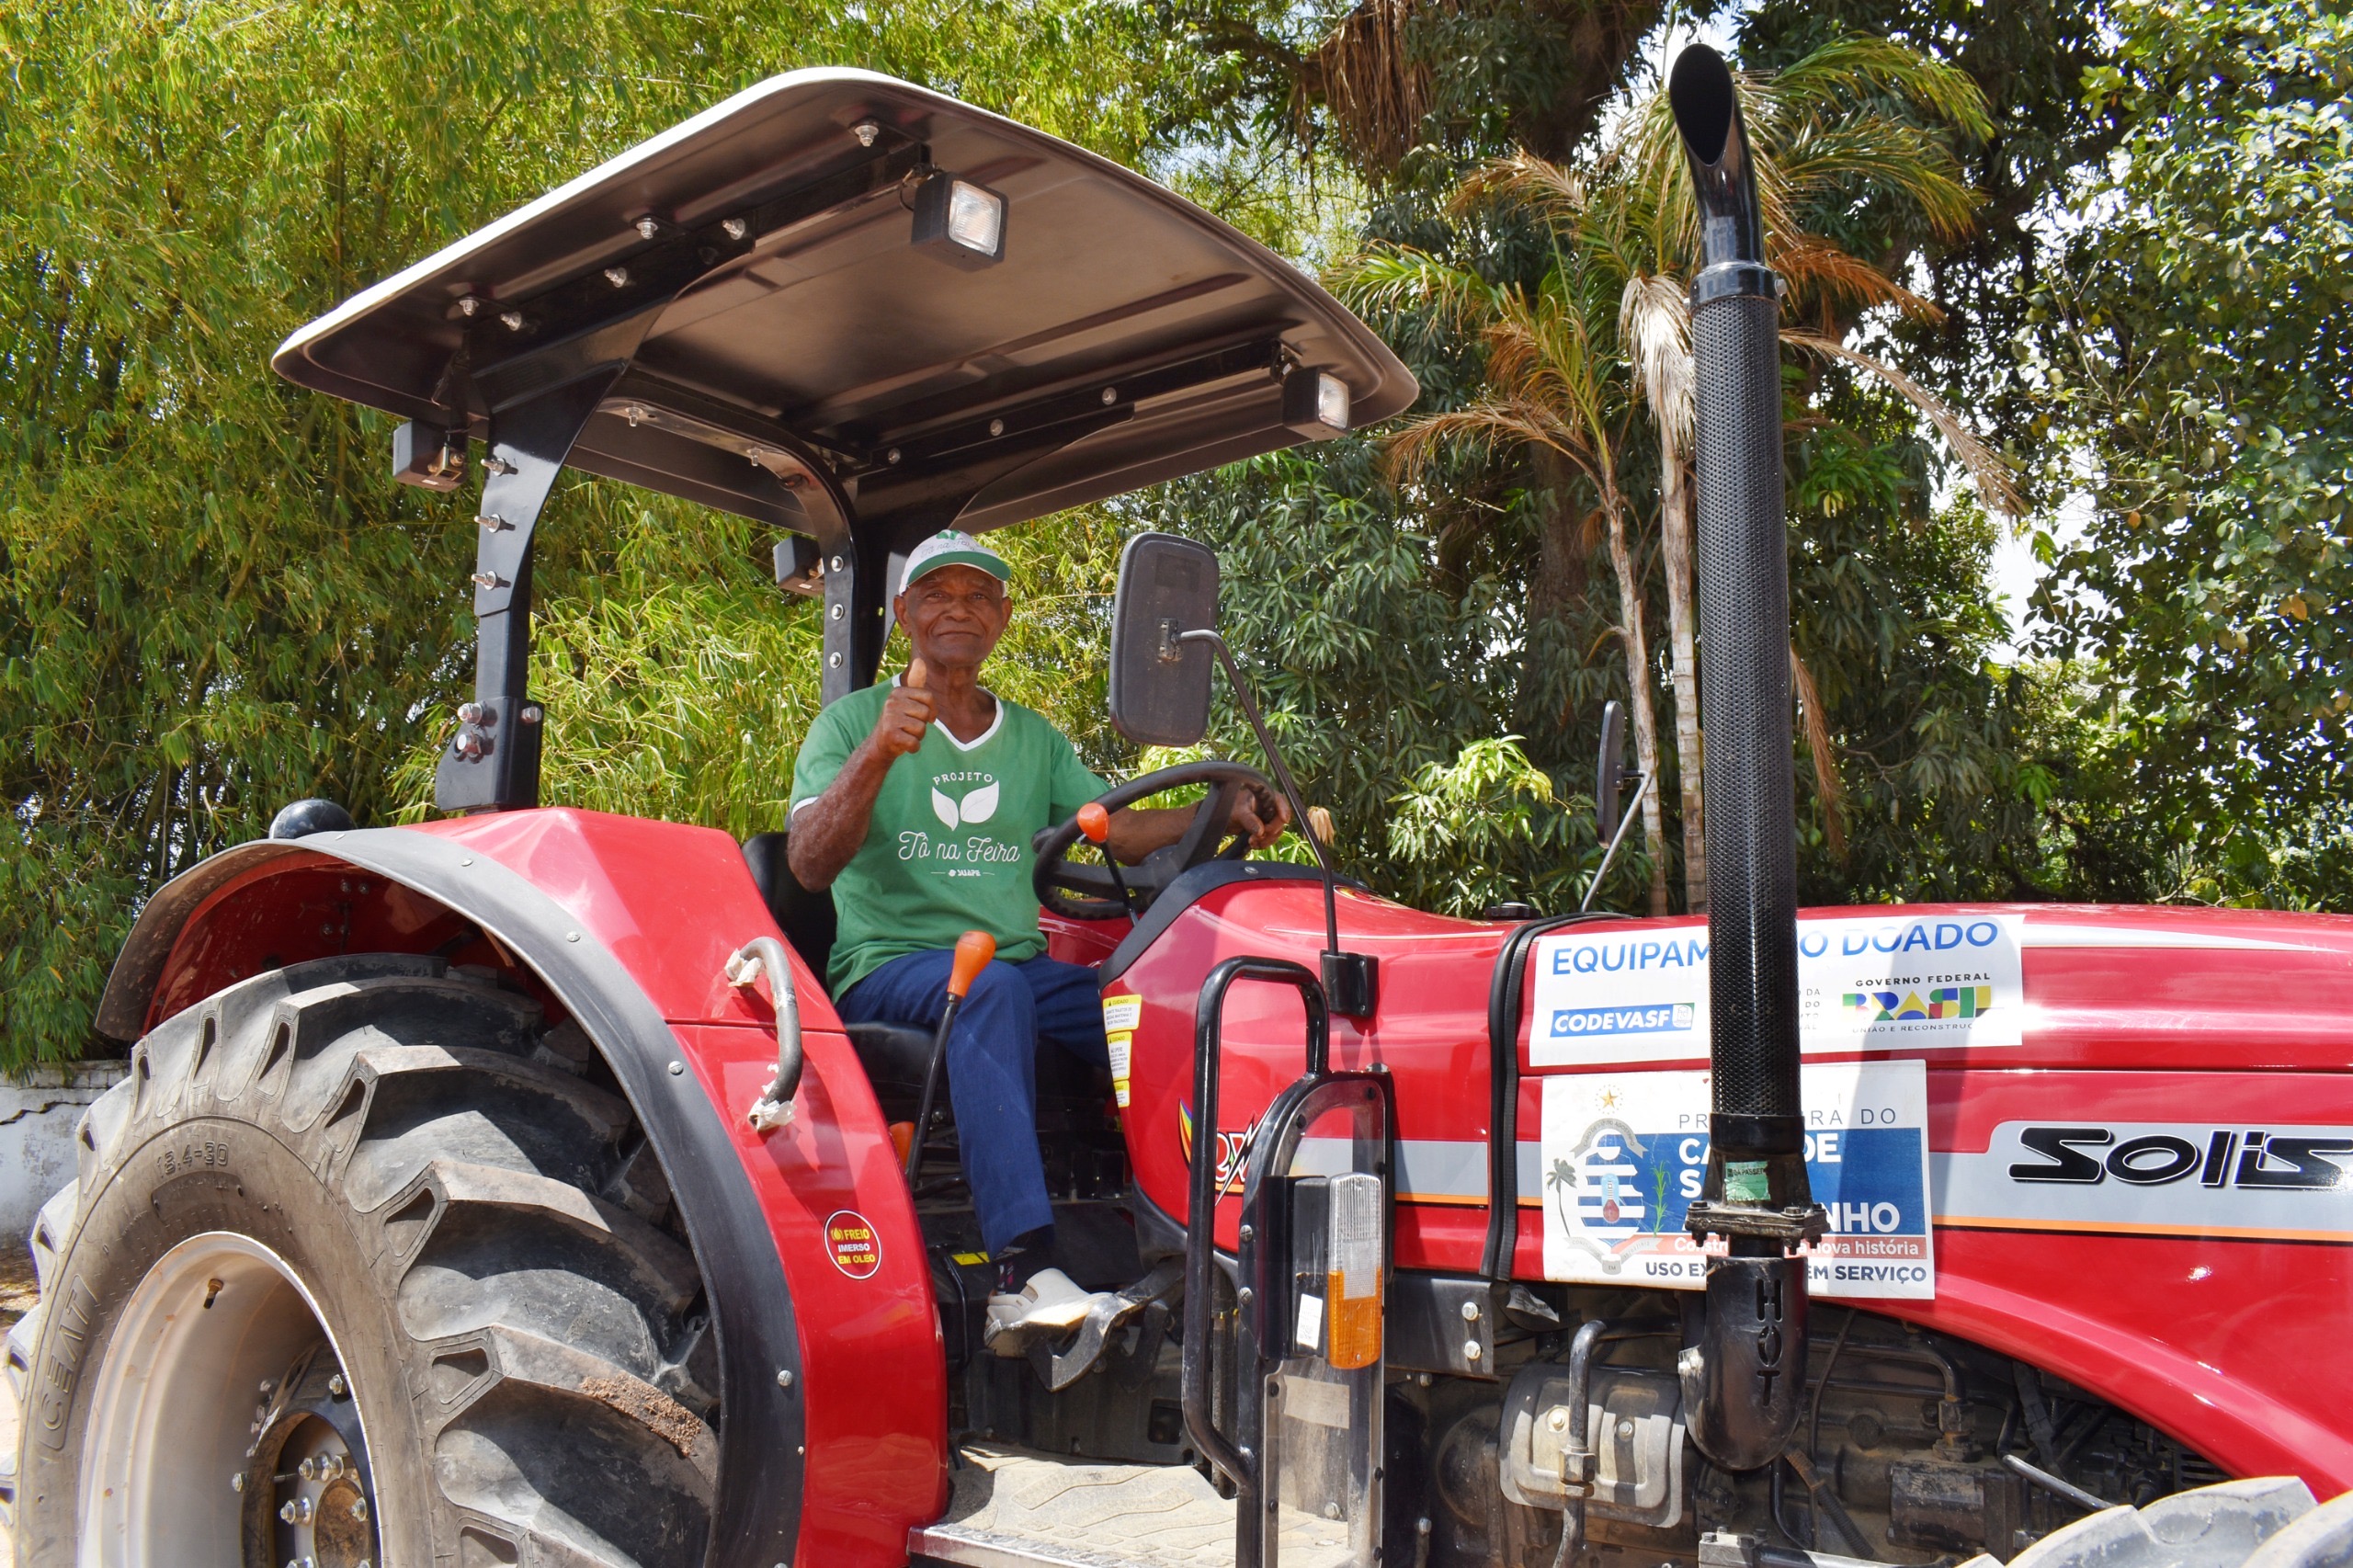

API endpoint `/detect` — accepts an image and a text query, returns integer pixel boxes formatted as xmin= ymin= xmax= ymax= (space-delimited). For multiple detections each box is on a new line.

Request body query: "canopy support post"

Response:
xmin=819 ymin=530 xmax=896 ymax=705
xmin=436 ymin=369 xmax=623 ymax=812
xmin=820 ymin=519 xmax=958 ymax=703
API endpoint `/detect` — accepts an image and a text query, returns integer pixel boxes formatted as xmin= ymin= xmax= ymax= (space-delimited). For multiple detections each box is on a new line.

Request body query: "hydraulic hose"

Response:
xmin=1668 ymin=43 xmax=1821 ymax=1473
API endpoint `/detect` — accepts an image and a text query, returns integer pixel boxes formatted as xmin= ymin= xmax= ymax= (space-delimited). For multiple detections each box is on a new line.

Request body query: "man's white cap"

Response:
xmin=899 ymin=528 xmax=1010 ymax=594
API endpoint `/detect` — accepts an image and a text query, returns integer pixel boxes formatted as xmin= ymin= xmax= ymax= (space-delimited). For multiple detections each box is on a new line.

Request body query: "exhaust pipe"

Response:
xmin=1667 ymin=44 xmax=1824 ymax=1473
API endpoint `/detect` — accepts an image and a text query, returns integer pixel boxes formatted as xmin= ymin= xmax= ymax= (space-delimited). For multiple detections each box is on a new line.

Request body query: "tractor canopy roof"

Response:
xmin=273 ymin=68 xmax=1415 ymax=541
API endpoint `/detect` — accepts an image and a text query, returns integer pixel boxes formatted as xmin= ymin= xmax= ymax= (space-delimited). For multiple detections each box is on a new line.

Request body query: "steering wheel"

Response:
xmin=1032 ymin=759 xmax=1279 ymax=921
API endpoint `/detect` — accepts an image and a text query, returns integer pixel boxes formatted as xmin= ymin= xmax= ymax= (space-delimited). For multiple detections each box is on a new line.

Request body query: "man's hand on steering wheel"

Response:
xmin=1224 ymin=779 xmax=1291 ymax=851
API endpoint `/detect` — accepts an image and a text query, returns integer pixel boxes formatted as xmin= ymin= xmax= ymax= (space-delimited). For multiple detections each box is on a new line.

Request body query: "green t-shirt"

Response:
xmin=789 ymin=680 xmax=1108 ymax=995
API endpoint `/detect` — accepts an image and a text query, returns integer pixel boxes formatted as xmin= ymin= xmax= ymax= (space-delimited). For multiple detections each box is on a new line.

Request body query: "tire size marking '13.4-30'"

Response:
xmin=156 ymin=1138 xmax=233 ymax=1181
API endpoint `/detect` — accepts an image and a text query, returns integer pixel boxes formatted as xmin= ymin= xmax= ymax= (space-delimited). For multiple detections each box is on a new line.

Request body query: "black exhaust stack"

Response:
xmin=1668 ymin=44 xmax=1825 ymax=1473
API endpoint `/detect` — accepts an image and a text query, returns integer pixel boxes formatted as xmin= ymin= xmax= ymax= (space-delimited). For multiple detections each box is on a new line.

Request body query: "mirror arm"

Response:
xmin=1175 ymin=629 xmax=1344 ymax=962
xmin=1580 ymin=769 xmax=1654 ymax=914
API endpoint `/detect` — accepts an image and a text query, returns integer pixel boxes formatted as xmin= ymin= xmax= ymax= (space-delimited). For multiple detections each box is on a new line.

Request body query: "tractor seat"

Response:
xmin=844 ymin=1018 xmax=948 ymax=1098
xmin=741 ymin=832 xmax=1114 ymax=1112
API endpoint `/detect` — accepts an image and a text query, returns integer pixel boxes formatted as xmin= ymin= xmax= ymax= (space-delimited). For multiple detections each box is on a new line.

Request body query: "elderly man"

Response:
xmin=788 ymin=528 xmax=1287 ymax=1346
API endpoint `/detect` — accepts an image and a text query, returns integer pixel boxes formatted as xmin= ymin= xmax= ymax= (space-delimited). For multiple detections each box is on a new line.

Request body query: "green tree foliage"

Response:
xmin=2023 ymin=0 xmax=2353 ymax=905
xmin=1178 ymin=0 xmax=1668 ymax=174
xmin=1737 ymin=0 xmax=2121 ymax=435
xmin=1385 ymin=736 xmax=1602 ymax=916
xmin=0 ymin=0 xmax=1232 ymax=1066
xmin=7 ymin=0 xmax=2345 ymax=1073
xmin=1783 ymin=388 xmax=2032 ymax=902
xmin=1169 ymin=30 xmax=2035 ymax=921
xmin=1130 ymin=443 xmax=1624 ymax=914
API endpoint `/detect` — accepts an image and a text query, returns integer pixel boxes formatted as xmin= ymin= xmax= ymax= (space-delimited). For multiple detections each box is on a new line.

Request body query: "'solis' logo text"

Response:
xmin=2009 ymin=1126 xmax=2353 ymax=1190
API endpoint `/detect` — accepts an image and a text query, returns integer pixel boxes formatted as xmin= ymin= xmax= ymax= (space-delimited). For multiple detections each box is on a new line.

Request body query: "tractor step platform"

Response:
xmin=910 ymin=1444 xmax=1358 ymax=1568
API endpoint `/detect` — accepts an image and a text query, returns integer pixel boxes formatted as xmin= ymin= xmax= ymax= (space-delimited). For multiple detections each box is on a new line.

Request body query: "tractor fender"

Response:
xmin=91 ymin=812 xmax=949 ymax=1568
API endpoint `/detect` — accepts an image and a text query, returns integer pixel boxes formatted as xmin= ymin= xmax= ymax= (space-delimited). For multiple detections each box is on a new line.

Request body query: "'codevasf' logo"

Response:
xmin=1550 ymin=1003 xmax=1696 ymax=1038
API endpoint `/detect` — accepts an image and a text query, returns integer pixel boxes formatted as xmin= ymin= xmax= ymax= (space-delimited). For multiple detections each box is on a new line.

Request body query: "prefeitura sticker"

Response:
xmin=1527 ymin=914 xmax=2023 ymax=1067
xmin=1538 ymin=1061 xmax=1935 ymax=1300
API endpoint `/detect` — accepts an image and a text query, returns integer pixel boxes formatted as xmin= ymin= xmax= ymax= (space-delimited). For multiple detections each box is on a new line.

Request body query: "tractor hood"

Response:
xmin=272 ymin=68 xmax=1415 ymax=537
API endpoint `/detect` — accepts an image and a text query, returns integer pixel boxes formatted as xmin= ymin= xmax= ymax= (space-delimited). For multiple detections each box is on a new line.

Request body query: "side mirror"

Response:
xmin=1108 ymin=532 xmax=1221 ymax=747
xmin=1595 ymin=699 xmax=1628 ymax=844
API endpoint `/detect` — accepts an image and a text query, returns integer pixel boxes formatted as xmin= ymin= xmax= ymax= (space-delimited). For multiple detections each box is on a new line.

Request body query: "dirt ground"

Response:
xmin=0 ymin=1249 xmax=35 ymax=1329
xmin=0 ymin=1248 xmax=30 ymax=1554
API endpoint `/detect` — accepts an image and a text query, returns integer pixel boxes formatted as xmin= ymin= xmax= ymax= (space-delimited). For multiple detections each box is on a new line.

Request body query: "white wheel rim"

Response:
xmin=77 ymin=1231 xmax=378 ymax=1568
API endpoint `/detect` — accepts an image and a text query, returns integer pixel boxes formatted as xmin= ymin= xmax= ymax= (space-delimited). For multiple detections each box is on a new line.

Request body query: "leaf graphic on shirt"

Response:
xmin=931 ymin=788 xmax=960 ymax=830
xmin=959 ymin=780 xmax=1000 ymax=824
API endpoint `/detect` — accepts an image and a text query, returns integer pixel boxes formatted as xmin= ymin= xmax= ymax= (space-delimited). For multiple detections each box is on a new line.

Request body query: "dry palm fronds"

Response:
xmin=1783 ymin=329 xmax=2026 ymax=524
xmin=1773 ymin=239 xmax=1942 ymax=323
xmin=1617 ymin=272 xmax=1691 ymax=441
xmin=1313 ymin=0 xmax=1438 ymax=175
xmin=1790 ymin=644 xmax=1847 ymax=860
xmin=1453 ymin=150 xmax=1588 ymax=226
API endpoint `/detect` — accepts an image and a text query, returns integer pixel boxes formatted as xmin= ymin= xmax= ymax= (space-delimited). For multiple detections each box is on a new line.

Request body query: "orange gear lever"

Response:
xmin=909 ymin=930 xmax=996 ymax=1186
xmin=947 ymin=929 xmax=997 ymax=999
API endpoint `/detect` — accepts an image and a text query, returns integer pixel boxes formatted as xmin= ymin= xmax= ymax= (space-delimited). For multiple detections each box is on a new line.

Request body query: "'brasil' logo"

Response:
xmin=1845 ymin=985 xmax=1994 ymax=1022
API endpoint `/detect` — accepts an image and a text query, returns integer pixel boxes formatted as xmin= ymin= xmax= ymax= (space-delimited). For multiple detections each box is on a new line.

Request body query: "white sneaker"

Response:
xmin=983 ymin=1267 xmax=1105 ymax=1356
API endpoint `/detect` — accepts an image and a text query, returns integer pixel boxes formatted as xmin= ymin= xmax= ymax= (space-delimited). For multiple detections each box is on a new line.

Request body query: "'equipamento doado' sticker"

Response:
xmin=1539 ymin=1060 xmax=1935 ymax=1300
xmin=1102 ymin=993 xmax=1142 ymax=1108
xmin=1527 ymin=914 xmax=2022 ymax=1067
xmin=824 ymin=1210 xmax=882 ymax=1279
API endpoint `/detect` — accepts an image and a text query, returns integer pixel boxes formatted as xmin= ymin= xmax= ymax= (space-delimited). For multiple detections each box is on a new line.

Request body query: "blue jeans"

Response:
xmin=836 ymin=950 xmax=1108 ymax=1255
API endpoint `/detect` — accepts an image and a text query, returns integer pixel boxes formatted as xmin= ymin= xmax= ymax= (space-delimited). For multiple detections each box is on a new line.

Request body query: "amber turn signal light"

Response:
xmin=1324 ymin=1172 xmax=1385 ymax=1369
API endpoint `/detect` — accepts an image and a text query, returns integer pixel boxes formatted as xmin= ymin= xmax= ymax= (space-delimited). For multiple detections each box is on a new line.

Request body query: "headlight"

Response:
xmin=1281 ymin=367 xmax=1352 ymax=439
xmin=913 ymin=173 xmax=1007 ymax=267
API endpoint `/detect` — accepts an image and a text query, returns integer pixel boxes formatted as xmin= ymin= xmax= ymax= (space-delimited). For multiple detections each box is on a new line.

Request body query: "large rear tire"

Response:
xmin=0 ymin=954 xmax=717 ymax=1567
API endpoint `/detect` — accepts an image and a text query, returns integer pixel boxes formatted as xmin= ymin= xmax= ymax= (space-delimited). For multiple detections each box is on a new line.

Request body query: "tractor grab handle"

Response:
xmin=727 ymin=936 xmax=804 ymax=1132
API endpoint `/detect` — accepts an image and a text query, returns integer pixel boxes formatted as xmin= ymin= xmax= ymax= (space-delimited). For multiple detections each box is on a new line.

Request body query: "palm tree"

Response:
xmin=1546 ymin=1155 xmax=1581 ymax=1239
xmin=1353 ymin=230 xmax=1677 ymax=915
xmin=1625 ymin=39 xmax=2018 ymax=896
xmin=1345 ymin=37 xmax=2022 ymax=912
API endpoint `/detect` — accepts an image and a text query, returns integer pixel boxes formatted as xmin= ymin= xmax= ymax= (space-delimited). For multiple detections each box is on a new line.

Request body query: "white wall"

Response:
xmin=0 ymin=1063 xmax=127 ymax=1249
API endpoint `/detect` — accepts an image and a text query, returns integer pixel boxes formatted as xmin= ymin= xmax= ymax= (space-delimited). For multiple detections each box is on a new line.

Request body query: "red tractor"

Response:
xmin=10 ymin=49 xmax=2353 ymax=1568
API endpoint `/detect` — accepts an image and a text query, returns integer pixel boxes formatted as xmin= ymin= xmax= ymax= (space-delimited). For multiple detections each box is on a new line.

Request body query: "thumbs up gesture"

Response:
xmin=873 ymin=658 xmax=936 ymax=759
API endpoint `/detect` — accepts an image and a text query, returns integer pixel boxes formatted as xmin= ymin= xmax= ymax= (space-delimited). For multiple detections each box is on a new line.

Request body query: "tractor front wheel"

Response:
xmin=2 ymin=954 xmax=716 ymax=1567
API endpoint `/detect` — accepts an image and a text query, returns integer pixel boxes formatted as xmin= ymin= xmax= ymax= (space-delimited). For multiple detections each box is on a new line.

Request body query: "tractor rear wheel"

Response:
xmin=1 ymin=954 xmax=717 ymax=1567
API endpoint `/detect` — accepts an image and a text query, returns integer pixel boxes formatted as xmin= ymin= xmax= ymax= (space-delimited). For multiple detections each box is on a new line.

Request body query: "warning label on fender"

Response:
xmin=1528 ymin=914 xmax=2023 ymax=1067
xmin=1539 ymin=1061 xmax=1934 ymax=1300
xmin=824 ymin=1210 xmax=882 ymax=1279
xmin=1103 ymin=993 xmax=1142 ymax=1108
